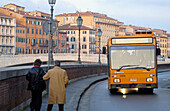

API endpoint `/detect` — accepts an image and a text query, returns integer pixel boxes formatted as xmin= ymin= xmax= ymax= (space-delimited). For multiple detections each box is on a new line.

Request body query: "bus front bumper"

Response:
xmin=110 ymin=83 xmax=157 ymax=89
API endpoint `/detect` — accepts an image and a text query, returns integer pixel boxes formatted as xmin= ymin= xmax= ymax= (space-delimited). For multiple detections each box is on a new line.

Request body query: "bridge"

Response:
xmin=1 ymin=53 xmax=170 ymax=67
xmin=0 ymin=53 xmax=107 ymax=67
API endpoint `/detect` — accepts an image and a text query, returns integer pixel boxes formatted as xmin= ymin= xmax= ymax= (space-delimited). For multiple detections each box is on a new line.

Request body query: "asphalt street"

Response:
xmin=79 ymin=71 xmax=170 ymax=111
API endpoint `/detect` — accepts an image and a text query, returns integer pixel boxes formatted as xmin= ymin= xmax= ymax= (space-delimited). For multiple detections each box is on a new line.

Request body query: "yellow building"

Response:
xmin=55 ymin=11 xmax=125 ymax=53
xmin=4 ymin=3 xmax=25 ymax=12
xmin=153 ymin=29 xmax=168 ymax=57
xmin=166 ymin=34 xmax=170 ymax=57
xmin=58 ymin=24 xmax=96 ymax=54
xmin=0 ymin=13 xmax=16 ymax=55
xmin=27 ymin=10 xmax=50 ymax=19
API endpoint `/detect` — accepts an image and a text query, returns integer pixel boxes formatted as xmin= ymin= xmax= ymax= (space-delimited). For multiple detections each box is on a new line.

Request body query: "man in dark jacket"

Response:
xmin=26 ymin=59 xmax=46 ymax=111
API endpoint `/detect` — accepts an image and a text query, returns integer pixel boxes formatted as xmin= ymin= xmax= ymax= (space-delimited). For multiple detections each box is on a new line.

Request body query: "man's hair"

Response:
xmin=34 ymin=59 xmax=42 ymax=66
xmin=54 ymin=60 xmax=60 ymax=66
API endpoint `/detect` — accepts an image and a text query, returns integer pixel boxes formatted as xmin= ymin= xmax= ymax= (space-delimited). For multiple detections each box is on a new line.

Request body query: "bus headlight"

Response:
xmin=112 ymin=75 xmax=117 ymax=78
xmin=150 ymin=74 xmax=155 ymax=77
xmin=146 ymin=78 xmax=153 ymax=82
xmin=114 ymin=79 xmax=120 ymax=83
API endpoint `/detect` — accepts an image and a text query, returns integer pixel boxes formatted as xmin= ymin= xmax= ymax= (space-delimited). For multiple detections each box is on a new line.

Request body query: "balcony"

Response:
xmin=0 ymin=44 xmax=15 ymax=47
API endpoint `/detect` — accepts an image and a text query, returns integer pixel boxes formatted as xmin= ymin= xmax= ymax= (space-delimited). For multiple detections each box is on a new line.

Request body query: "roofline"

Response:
xmin=4 ymin=3 xmax=25 ymax=8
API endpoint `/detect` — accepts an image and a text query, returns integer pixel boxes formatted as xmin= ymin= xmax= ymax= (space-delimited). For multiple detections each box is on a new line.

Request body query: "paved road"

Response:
xmin=79 ymin=71 xmax=170 ymax=111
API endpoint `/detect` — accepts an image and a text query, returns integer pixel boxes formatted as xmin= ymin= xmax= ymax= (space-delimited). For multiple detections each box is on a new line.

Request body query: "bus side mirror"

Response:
xmin=156 ymin=48 xmax=160 ymax=56
xmin=102 ymin=47 xmax=106 ymax=54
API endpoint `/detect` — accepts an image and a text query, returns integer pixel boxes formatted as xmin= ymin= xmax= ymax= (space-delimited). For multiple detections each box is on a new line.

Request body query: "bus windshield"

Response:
xmin=110 ymin=45 xmax=155 ymax=70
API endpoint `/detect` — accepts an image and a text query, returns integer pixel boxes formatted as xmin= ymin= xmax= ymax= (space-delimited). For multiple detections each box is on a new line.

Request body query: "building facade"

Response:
xmin=0 ymin=3 xmax=67 ymax=54
xmin=166 ymin=34 xmax=170 ymax=57
xmin=0 ymin=13 xmax=16 ymax=55
xmin=55 ymin=11 xmax=125 ymax=53
xmin=153 ymin=29 xmax=168 ymax=57
xmin=58 ymin=24 xmax=96 ymax=54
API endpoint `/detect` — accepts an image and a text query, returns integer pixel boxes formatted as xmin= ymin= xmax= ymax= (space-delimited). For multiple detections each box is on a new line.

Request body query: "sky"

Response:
xmin=1 ymin=0 xmax=170 ymax=33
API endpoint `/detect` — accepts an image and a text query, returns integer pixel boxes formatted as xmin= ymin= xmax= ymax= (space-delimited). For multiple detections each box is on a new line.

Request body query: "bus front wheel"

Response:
xmin=110 ymin=88 xmax=118 ymax=94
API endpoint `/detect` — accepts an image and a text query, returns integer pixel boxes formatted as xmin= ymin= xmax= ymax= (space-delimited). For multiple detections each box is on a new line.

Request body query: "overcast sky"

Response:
xmin=1 ymin=0 xmax=170 ymax=33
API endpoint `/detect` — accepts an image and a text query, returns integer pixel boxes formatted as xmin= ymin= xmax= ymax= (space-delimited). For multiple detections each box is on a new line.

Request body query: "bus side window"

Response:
xmin=102 ymin=47 xmax=106 ymax=54
xmin=156 ymin=48 xmax=161 ymax=56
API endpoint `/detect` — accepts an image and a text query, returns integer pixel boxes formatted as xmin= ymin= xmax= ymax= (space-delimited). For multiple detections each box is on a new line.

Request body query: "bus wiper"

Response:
xmin=133 ymin=67 xmax=150 ymax=71
xmin=117 ymin=65 xmax=139 ymax=71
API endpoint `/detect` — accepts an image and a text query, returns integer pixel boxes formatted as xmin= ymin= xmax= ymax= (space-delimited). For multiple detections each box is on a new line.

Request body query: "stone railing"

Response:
xmin=0 ymin=64 xmax=107 ymax=111
xmin=0 ymin=54 xmax=107 ymax=67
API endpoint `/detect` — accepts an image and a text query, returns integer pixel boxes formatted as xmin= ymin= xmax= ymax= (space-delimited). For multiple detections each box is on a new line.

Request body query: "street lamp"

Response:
xmin=48 ymin=0 xmax=56 ymax=68
xmin=77 ymin=15 xmax=83 ymax=64
xmin=98 ymin=28 xmax=102 ymax=64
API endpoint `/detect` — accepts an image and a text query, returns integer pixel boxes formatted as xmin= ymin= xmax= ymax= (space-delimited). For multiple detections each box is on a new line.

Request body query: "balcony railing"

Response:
xmin=0 ymin=44 xmax=15 ymax=47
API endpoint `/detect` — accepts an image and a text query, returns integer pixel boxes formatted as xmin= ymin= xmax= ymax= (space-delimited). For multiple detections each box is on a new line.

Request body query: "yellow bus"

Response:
xmin=105 ymin=31 xmax=160 ymax=94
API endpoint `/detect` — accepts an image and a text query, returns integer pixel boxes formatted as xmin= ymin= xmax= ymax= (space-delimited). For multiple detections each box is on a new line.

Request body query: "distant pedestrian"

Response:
xmin=26 ymin=59 xmax=46 ymax=111
xmin=43 ymin=60 xmax=68 ymax=111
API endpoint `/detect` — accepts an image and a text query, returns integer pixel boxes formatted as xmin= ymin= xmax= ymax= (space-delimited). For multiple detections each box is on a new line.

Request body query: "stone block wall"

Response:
xmin=0 ymin=64 xmax=107 ymax=111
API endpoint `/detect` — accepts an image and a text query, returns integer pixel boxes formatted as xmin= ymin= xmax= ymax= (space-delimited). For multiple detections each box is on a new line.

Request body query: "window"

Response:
xmin=36 ymin=28 xmax=38 ymax=34
xmin=82 ymin=45 xmax=87 ymax=49
xmin=43 ymin=39 xmax=45 ymax=44
xmin=23 ymin=30 xmax=25 ymax=33
xmin=31 ymin=20 xmax=34 ymax=24
xmin=83 ymin=31 xmax=87 ymax=34
xmin=32 ymin=28 xmax=34 ymax=34
xmin=58 ymin=48 xmax=60 ymax=53
xmin=10 ymin=37 xmax=12 ymax=44
xmin=2 ymin=27 xmax=4 ymax=34
xmin=27 ymin=27 xmax=29 ymax=33
xmin=83 ymin=37 xmax=86 ymax=42
xmin=39 ymin=29 xmax=41 ymax=35
xmin=38 ymin=21 xmax=40 ymax=25
xmin=67 ymin=37 xmax=69 ymax=42
xmin=64 ymin=40 xmax=66 ymax=45
xmin=10 ymin=28 xmax=12 ymax=34
xmin=39 ymin=39 xmax=41 ymax=44
xmin=6 ymin=28 xmax=9 ymax=34
xmin=6 ymin=37 xmax=8 ymax=44
xmin=72 ymin=44 xmax=74 ymax=49
xmin=71 ymin=37 xmax=75 ymax=42
xmin=23 ymin=48 xmax=24 ymax=54
xmin=26 ymin=38 xmax=30 ymax=44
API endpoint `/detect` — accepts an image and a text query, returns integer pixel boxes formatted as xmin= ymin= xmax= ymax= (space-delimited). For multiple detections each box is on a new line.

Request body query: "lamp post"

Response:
xmin=77 ymin=15 xmax=83 ymax=64
xmin=98 ymin=28 xmax=102 ymax=64
xmin=48 ymin=0 xmax=56 ymax=69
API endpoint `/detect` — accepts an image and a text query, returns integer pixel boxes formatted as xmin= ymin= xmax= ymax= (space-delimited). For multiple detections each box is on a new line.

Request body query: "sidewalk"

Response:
xmin=24 ymin=74 xmax=107 ymax=111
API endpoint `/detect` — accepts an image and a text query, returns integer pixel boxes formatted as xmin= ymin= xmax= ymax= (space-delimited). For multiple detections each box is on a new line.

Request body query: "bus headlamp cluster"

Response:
xmin=150 ymin=74 xmax=155 ymax=77
xmin=112 ymin=75 xmax=117 ymax=78
xmin=146 ymin=78 xmax=153 ymax=82
xmin=114 ymin=79 xmax=120 ymax=83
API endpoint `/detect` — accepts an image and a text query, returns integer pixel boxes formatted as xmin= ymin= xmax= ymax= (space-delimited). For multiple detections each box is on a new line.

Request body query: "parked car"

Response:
xmin=157 ymin=56 xmax=165 ymax=61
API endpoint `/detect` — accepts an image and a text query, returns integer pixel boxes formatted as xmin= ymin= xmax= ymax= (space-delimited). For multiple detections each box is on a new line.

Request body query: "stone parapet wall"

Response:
xmin=0 ymin=54 xmax=107 ymax=67
xmin=0 ymin=64 xmax=107 ymax=111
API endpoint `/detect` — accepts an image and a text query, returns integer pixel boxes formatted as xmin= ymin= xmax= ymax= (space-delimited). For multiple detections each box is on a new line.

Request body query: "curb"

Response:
xmin=76 ymin=77 xmax=108 ymax=111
